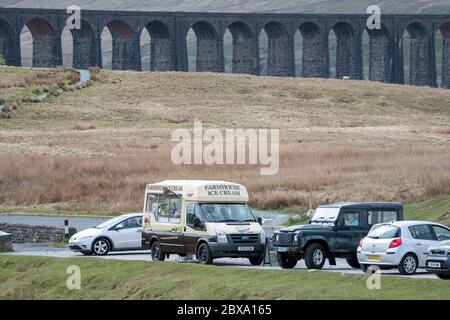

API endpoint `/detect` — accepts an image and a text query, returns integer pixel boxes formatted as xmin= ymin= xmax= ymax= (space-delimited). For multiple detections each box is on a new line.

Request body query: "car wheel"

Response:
xmin=398 ymin=253 xmax=418 ymax=275
xmin=437 ymin=274 xmax=450 ymax=280
xmin=304 ymin=243 xmax=326 ymax=269
xmin=277 ymin=253 xmax=297 ymax=269
xmin=197 ymin=243 xmax=213 ymax=265
xmin=150 ymin=241 xmax=165 ymax=261
xmin=92 ymin=238 xmax=110 ymax=256
xmin=346 ymin=258 xmax=360 ymax=269
xmin=249 ymin=255 xmax=264 ymax=266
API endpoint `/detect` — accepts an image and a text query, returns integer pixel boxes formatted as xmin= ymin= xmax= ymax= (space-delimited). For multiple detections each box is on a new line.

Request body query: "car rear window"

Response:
xmin=368 ymin=225 xmax=401 ymax=239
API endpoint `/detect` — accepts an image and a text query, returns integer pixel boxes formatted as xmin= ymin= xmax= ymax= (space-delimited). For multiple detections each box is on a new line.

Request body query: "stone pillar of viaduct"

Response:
xmin=1 ymin=8 xmax=450 ymax=89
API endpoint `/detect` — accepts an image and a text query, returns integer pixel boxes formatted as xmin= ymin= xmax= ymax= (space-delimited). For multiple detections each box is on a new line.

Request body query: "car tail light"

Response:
xmin=389 ymin=238 xmax=402 ymax=249
xmin=358 ymin=238 xmax=364 ymax=248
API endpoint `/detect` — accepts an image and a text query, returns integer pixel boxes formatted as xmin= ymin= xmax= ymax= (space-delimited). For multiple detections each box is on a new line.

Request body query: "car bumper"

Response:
xmin=357 ymin=251 xmax=401 ymax=267
xmin=273 ymin=245 xmax=302 ymax=254
xmin=209 ymin=242 xmax=265 ymax=258
xmin=68 ymin=239 xmax=93 ymax=253
xmin=425 ymin=256 xmax=450 ymax=275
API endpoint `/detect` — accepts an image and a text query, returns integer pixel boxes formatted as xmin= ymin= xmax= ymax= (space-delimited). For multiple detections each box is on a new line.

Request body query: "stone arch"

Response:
xmin=142 ymin=20 xmax=174 ymax=71
xmin=23 ymin=17 xmax=58 ymax=67
xmin=223 ymin=21 xmax=257 ymax=75
xmin=403 ymin=22 xmax=434 ymax=86
xmin=261 ymin=21 xmax=294 ymax=77
xmin=62 ymin=20 xmax=96 ymax=69
xmin=103 ymin=20 xmax=137 ymax=70
xmin=0 ymin=19 xmax=14 ymax=65
xmin=298 ymin=22 xmax=327 ymax=78
xmin=438 ymin=22 xmax=450 ymax=88
xmin=367 ymin=25 xmax=393 ymax=83
xmin=189 ymin=21 xmax=222 ymax=72
xmin=330 ymin=22 xmax=362 ymax=80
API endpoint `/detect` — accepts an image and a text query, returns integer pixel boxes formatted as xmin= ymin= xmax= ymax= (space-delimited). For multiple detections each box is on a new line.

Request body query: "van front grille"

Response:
xmin=230 ymin=234 xmax=259 ymax=244
xmin=278 ymin=233 xmax=292 ymax=246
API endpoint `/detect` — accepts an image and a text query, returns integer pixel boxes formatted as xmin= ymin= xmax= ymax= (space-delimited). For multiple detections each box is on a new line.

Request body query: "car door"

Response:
xmin=111 ymin=216 xmax=142 ymax=249
xmin=335 ymin=210 xmax=366 ymax=252
xmin=408 ymin=224 xmax=437 ymax=267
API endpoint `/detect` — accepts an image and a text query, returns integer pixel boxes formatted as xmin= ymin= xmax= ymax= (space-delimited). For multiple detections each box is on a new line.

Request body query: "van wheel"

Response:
xmin=151 ymin=241 xmax=165 ymax=261
xmin=92 ymin=238 xmax=110 ymax=256
xmin=197 ymin=243 xmax=213 ymax=265
xmin=249 ymin=255 xmax=264 ymax=266
xmin=398 ymin=253 xmax=418 ymax=275
xmin=304 ymin=243 xmax=326 ymax=269
xmin=346 ymin=258 xmax=360 ymax=269
xmin=277 ymin=253 xmax=297 ymax=269
xmin=437 ymin=274 xmax=450 ymax=280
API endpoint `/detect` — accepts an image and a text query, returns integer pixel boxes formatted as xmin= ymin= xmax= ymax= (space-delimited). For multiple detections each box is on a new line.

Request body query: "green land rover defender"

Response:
xmin=273 ymin=202 xmax=404 ymax=269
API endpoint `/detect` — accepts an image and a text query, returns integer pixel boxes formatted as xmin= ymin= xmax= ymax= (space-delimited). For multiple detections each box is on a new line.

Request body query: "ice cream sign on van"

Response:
xmin=204 ymin=184 xmax=241 ymax=197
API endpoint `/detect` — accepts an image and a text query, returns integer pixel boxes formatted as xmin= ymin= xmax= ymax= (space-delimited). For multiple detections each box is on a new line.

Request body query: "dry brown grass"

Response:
xmin=0 ymin=145 xmax=449 ymax=212
xmin=1 ymin=69 xmax=450 ymax=213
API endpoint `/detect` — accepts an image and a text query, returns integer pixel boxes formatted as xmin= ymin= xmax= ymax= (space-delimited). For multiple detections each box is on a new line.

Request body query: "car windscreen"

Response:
xmin=198 ymin=203 xmax=255 ymax=223
xmin=311 ymin=207 xmax=341 ymax=224
xmin=95 ymin=216 xmax=127 ymax=229
xmin=368 ymin=224 xmax=401 ymax=239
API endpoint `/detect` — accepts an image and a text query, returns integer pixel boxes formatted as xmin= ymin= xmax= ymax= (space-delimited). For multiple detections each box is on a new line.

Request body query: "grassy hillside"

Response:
xmin=1 ymin=67 xmax=450 ymax=216
xmin=0 ymin=256 xmax=448 ymax=300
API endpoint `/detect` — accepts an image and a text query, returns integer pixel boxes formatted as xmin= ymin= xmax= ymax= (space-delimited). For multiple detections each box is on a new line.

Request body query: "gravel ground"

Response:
xmin=2 ymin=243 xmax=439 ymax=280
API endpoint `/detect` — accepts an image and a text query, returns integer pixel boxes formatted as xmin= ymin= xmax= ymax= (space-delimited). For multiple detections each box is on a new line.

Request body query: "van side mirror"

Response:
xmin=257 ymin=217 xmax=263 ymax=225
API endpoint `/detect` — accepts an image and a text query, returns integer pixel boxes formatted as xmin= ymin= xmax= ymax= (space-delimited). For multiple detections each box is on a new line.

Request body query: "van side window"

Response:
xmin=146 ymin=193 xmax=158 ymax=213
xmin=156 ymin=194 xmax=182 ymax=224
xmin=339 ymin=212 xmax=360 ymax=227
xmin=367 ymin=210 xmax=399 ymax=226
xmin=187 ymin=204 xmax=204 ymax=230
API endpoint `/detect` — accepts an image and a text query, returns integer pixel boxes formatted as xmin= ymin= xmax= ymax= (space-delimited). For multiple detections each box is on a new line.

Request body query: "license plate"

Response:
xmin=427 ymin=262 xmax=441 ymax=268
xmin=238 ymin=246 xmax=254 ymax=252
xmin=277 ymin=247 xmax=288 ymax=252
xmin=367 ymin=255 xmax=381 ymax=261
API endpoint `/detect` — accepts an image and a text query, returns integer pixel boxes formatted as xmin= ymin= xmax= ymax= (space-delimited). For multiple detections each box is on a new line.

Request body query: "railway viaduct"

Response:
xmin=1 ymin=7 xmax=450 ymax=88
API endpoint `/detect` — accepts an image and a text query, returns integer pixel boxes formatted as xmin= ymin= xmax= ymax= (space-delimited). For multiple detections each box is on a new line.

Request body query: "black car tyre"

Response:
xmin=398 ymin=253 xmax=418 ymax=275
xmin=437 ymin=274 xmax=450 ymax=280
xmin=249 ymin=255 xmax=265 ymax=266
xmin=197 ymin=243 xmax=213 ymax=265
xmin=277 ymin=253 xmax=297 ymax=269
xmin=304 ymin=243 xmax=327 ymax=269
xmin=150 ymin=241 xmax=165 ymax=261
xmin=92 ymin=238 xmax=110 ymax=256
xmin=346 ymin=258 xmax=360 ymax=269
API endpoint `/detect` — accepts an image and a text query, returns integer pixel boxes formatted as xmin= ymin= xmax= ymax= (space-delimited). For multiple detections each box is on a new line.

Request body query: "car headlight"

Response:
xmin=216 ymin=231 xmax=228 ymax=243
xmin=260 ymin=232 xmax=266 ymax=244
xmin=273 ymin=232 xmax=279 ymax=243
xmin=78 ymin=235 xmax=94 ymax=241
xmin=293 ymin=233 xmax=299 ymax=243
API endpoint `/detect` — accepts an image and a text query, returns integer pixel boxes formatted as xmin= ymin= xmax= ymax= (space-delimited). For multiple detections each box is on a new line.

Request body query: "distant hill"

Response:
xmin=3 ymin=0 xmax=450 ymax=14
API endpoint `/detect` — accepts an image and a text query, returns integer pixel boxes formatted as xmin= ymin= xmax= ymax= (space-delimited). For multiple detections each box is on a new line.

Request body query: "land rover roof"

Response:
xmin=145 ymin=180 xmax=249 ymax=202
xmin=317 ymin=202 xmax=403 ymax=210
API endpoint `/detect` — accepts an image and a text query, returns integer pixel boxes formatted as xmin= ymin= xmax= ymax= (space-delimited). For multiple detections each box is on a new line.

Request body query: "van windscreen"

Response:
xmin=198 ymin=203 xmax=255 ymax=223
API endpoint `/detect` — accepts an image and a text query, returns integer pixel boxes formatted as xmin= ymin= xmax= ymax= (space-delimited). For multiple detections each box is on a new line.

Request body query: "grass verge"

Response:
xmin=0 ymin=255 xmax=448 ymax=300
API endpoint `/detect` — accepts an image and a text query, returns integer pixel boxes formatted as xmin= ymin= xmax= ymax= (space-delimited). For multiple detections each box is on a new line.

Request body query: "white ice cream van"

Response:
xmin=141 ymin=180 xmax=266 ymax=265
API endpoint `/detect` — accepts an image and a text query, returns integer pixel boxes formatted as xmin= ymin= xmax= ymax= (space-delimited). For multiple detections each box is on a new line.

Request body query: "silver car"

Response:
xmin=69 ymin=213 xmax=143 ymax=255
xmin=426 ymin=240 xmax=450 ymax=280
xmin=357 ymin=221 xmax=450 ymax=275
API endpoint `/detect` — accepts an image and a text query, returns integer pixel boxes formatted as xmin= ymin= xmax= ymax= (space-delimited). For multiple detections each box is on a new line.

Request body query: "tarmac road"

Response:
xmin=2 ymin=243 xmax=439 ymax=280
